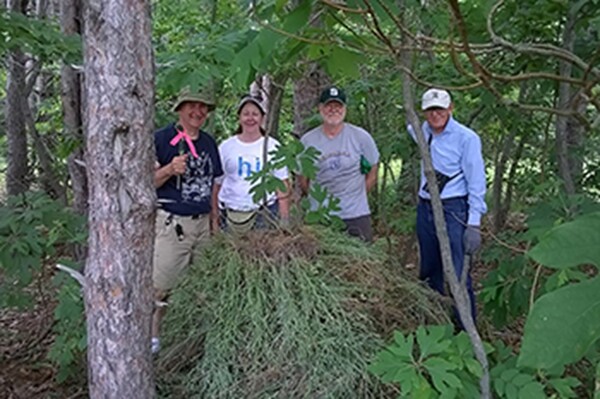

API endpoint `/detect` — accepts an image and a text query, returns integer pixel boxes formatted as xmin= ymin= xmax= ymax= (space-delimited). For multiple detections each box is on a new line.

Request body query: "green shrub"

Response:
xmin=0 ymin=191 xmax=86 ymax=308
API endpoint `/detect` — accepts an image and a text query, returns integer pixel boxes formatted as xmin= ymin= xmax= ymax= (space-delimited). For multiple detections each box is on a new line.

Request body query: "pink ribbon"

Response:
xmin=169 ymin=126 xmax=199 ymax=158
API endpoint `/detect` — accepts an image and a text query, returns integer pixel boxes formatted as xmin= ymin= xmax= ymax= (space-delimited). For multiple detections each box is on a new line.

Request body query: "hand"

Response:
xmin=170 ymin=154 xmax=188 ymax=176
xmin=463 ymin=225 xmax=481 ymax=255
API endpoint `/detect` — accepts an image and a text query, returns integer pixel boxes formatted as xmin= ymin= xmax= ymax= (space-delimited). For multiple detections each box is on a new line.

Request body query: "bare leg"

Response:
xmin=151 ymin=289 xmax=168 ymax=353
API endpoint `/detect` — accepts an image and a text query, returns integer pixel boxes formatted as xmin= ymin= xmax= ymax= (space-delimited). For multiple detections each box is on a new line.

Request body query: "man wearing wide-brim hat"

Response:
xmin=151 ymin=86 xmax=223 ymax=354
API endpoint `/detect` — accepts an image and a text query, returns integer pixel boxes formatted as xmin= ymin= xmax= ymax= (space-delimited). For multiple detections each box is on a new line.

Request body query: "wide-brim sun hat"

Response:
xmin=172 ymin=87 xmax=216 ymax=113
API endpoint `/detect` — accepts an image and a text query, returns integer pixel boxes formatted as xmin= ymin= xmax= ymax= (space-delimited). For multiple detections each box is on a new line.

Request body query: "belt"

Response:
xmin=419 ymin=195 xmax=467 ymax=203
xmin=162 ymin=211 xmax=204 ymax=221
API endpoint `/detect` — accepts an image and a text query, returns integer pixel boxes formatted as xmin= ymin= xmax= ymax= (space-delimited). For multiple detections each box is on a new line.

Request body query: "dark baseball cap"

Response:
xmin=319 ymin=86 xmax=346 ymax=105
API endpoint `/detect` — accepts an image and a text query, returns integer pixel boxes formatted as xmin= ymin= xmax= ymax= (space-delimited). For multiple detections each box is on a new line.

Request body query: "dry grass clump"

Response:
xmin=156 ymin=226 xmax=448 ymax=398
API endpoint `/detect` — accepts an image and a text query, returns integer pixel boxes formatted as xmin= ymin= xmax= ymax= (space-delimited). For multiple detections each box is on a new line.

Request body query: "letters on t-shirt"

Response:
xmin=237 ymin=155 xmax=262 ymax=178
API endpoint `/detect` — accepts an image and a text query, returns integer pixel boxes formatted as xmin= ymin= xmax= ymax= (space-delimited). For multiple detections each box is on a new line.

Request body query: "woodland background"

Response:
xmin=0 ymin=0 xmax=599 ymax=398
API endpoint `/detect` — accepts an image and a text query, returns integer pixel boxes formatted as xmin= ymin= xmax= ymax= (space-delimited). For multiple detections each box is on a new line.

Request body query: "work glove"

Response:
xmin=463 ymin=225 xmax=481 ymax=255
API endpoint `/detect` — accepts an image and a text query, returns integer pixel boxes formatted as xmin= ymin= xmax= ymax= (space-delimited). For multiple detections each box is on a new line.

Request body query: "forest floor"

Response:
xmin=0 ymin=231 xmax=519 ymax=399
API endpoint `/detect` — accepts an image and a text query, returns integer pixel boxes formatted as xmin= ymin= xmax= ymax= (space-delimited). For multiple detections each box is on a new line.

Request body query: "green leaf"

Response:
xmin=512 ymin=373 xmax=533 ymax=387
xmin=325 ymin=46 xmax=362 ymax=79
xmin=281 ymin=1 xmax=311 ymax=33
xmin=465 ymin=358 xmax=483 ymax=378
xmin=304 ymin=211 xmax=321 ymax=225
xmin=518 ymin=276 xmax=600 ymax=370
xmin=528 ymin=212 xmax=600 ymax=269
xmin=518 ymin=381 xmax=545 ymax=399
xmin=548 ymin=377 xmax=579 ymax=398
xmin=424 ymin=357 xmax=462 ymax=392
xmin=501 ymin=368 xmax=520 ymax=382
xmin=416 ymin=325 xmax=452 ymax=358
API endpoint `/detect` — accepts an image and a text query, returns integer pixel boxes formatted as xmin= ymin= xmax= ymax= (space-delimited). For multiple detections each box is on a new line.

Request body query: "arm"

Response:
xmin=276 ymin=179 xmax=291 ymax=219
xmin=365 ymin=163 xmax=379 ymax=192
xmin=461 ymin=134 xmax=487 ymax=226
xmin=154 ymin=154 xmax=187 ymax=188
xmin=298 ymin=175 xmax=310 ymax=196
xmin=360 ymin=129 xmax=380 ymax=192
xmin=210 ymin=182 xmax=221 ymax=232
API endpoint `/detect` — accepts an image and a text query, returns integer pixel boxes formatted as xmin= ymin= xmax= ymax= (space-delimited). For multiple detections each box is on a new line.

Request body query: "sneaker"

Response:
xmin=151 ymin=337 xmax=160 ymax=354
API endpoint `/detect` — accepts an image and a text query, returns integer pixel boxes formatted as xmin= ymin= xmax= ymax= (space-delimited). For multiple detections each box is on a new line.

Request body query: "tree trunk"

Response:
xmin=5 ymin=0 xmax=30 ymax=196
xmin=82 ymin=0 xmax=155 ymax=397
xmin=265 ymin=73 xmax=287 ymax=139
xmin=60 ymin=0 xmax=88 ymax=223
xmin=504 ymin=135 xmax=526 ymax=216
xmin=250 ymin=73 xmax=288 ymax=139
xmin=292 ymin=62 xmax=330 ymax=137
xmin=555 ymin=6 xmax=579 ymax=197
xmin=491 ymin=85 xmax=527 ymax=232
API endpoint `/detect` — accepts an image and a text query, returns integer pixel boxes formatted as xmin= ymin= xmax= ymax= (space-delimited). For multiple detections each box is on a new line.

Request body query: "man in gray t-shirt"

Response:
xmin=299 ymin=86 xmax=380 ymax=242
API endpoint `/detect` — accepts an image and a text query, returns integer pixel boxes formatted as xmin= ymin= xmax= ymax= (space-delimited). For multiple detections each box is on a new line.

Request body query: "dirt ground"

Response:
xmin=0 ymin=287 xmax=86 ymax=399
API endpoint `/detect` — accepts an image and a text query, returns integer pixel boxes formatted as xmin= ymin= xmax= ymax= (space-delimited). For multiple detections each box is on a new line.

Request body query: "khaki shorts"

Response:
xmin=152 ymin=210 xmax=210 ymax=291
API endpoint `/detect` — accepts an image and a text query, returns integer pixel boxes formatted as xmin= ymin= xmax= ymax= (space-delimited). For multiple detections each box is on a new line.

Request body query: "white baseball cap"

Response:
xmin=421 ymin=88 xmax=451 ymax=110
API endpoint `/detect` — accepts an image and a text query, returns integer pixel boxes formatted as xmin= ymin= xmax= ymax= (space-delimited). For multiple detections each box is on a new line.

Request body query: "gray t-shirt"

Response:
xmin=301 ymin=123 xmax=379 ymax=219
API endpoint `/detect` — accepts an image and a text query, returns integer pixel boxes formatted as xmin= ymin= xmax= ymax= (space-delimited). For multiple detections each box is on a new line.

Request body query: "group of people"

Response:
xmin=150 ymin=85 xmax=487 ymax=353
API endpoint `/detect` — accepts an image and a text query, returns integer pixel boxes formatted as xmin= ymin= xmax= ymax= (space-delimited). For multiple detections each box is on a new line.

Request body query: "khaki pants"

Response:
xmin=152 ymin=209 xmax=210 ymax=291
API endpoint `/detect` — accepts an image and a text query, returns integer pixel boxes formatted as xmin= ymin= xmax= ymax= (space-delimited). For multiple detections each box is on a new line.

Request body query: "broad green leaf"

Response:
xmin=511 ymin=373 xmax=533 ymax=387
xmin=501 ymin=368 xmax=519 ymax=382
xmin=281 ymin=1 xmax=311 ymax=33
xmin=518 ymin=276 xmax=600 ymax=370
xmin=518 ymin=381 xmax=545 ymax=399
xmin=325 ymin=46 xmax=362 ymax=79
xmin=528 ymin=212 xmax=600 ymax=269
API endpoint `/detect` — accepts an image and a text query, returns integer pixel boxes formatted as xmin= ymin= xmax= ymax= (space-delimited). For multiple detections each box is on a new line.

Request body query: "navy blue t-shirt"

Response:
xmin=155 ymin=123 xmax=223 ymax=216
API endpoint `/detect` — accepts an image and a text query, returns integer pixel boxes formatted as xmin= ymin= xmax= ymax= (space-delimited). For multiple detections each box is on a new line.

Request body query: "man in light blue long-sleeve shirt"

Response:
xmin=408 ymin=88 xmax=487 ymax=325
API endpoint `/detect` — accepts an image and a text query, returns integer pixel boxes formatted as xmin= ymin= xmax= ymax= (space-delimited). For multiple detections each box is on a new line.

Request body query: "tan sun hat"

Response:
xmin=172 ymin=86 xmax=216 ymax=112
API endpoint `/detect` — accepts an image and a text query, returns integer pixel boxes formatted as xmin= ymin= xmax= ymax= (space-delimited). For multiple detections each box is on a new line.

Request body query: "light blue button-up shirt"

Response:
xmin=408 ymin=116 xmax=487 ymax=226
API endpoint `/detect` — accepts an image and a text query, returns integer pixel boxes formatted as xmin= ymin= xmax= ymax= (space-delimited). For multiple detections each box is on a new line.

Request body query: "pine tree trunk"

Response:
xmin=82 ymin=0 xmax=156 ymax=396
xmin=5 ymin=0 xmax=29 ymax=196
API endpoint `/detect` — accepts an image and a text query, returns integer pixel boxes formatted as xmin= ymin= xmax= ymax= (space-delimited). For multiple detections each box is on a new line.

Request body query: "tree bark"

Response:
xmin=250 ymin=73 xmax=288 ymax=139
xmin=491 ymin=85 xmax=527 ymax=232
xmin=5 ymin=0 xmax=30 ymax=196
xmin=82 ymin=0 xmax=156 ymax=397
xmin=60 ymin=0 xmax=88 ymax=219
xmin=555 ymin=6 xmax=580 ymax=197
xmin=292 ymin=62 xmax=330 ymax=137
